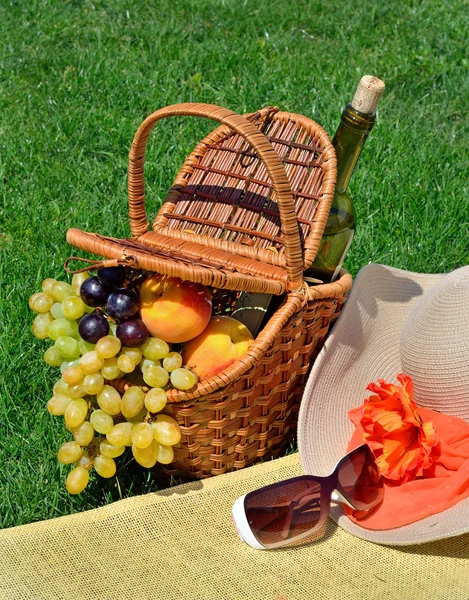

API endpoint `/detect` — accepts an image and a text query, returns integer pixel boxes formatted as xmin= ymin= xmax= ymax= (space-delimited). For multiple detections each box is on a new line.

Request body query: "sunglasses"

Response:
xmin=231 ymin=444 xmax=383 ymax=549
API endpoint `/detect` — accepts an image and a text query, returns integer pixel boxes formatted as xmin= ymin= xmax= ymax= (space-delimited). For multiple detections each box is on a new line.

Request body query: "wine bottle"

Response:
xmin=304 ymin=75 xmax=385 ymax=284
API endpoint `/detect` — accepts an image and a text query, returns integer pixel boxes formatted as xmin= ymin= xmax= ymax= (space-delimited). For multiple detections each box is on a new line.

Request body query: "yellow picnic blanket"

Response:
xmin=1 ymin=453 xmax=468 ymax=600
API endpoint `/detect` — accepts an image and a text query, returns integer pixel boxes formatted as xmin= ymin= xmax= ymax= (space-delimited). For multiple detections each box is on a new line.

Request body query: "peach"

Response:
xmin=139 ymin=275 xmax=212 ymax=344
xmin=181 ymin=316 xmax=254 ymax=381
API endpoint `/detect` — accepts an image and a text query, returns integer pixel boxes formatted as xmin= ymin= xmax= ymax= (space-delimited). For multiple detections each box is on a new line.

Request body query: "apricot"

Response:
xmin=139 ymin=275 xmax=212 ymax=344
xmin=181 ymin=316 xmax=254 ymax=381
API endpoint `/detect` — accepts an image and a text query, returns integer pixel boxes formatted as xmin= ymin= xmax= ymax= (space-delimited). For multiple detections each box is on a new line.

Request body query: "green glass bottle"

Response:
xmin=305 ymin=75 xmax=385 ymax=284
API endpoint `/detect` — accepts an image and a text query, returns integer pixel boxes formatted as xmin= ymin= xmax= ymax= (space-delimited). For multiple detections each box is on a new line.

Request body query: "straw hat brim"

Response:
xmin=297 ymin=263 xmax=469 ymax=545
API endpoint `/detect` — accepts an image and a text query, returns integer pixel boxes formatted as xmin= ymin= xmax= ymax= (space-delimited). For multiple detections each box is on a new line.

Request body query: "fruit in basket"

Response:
xmin=106 ymin=289 xmax=139 ymax=320
xmin=48 ymin=317 xmax=79 ymax=340
xmin=31 ymin=312 xmax=54 ymax=339
xmin=139 ymin=275 xmax=212 ymax=344
xmin=79 ymin=276 xmax=109 ymax=307
xmin=29 ymin=270 xmax=190 ymax=495
xmin=29 ymin=292 xmax=54 ymax=314
xmin=169 ymin=367 xmax=198 ymax=390
xmin=182 ymin=316 xmax=254 ymax=381
xmin=116 ymin=318 xmax=149 ymax=347
xmin=62 ymin=296 xmax=86 ymax=320
xmin=97 ymin=266 xmax=127 ymax=290
xmin=66 ymin=466 xmax=90 ymax=495
xmin=78 ymin=312 xmax=110 ymax=343
xmin=151 ymin=414 xmax=182 ymax=446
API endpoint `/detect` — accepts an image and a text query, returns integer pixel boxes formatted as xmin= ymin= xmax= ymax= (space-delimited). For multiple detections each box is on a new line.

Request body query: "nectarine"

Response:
xmin=181 ymin=316 xmax=254 ymax=381
xmin=139 ymin=275 xmax=212 ymax=344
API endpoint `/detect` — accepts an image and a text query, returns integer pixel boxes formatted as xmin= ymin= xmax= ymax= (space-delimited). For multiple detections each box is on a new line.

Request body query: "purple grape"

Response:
xmin=97 ymin=266 xmax=126 ymax=291
xmin=116 ymin=319 xmax=149 ymax=347
xmin=79 ymin=313 xmax=110 ymax=343
xmin=80 ymin=277 xmax=109 ymax=307
xmin=106 ymin=289 xmax=139 ymax=320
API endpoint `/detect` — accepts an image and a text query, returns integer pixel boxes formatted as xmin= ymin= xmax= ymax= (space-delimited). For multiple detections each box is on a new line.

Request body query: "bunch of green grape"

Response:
xmin=29 ymin=268 xmax=198 ymax=495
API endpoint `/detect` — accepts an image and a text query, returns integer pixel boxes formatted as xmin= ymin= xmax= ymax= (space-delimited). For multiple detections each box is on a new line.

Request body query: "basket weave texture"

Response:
xmin=67 ymin=102 xmax=353 ymax=478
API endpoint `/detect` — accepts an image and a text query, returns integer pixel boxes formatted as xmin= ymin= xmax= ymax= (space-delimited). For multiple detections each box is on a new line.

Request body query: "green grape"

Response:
xmin=121 ymin=346 xmax=143 ymax=365
xmin=90 ymin=409 xmax=114 ymax=435
xmin=95 ymin=335 xmax=121 ymax=359
xmin=100 ymin=440 xmax=125 ymax=459
xmin=170 ymin=368 xmax=198 ymax=391
xmin=139 ymin=358 xmax=160 ymax=373
xmin=107 ymin=422 xmax=134 ymax=446
xmin=131 ymin=422 xmax=154 ymax=449
xmin=44 ymin=346 xmax=63 ymax=367
xmin=60 ymin=359 xmax=80 ymax=374
xmin=66 ymin=466 xmax=89 ymax=494
xmin=144 ymin=388 xmax=167 ymax=413
xmin=94 ymin=455 xmax=116 ymax=478
xmin=73 ymin=421 xmax=95 ymax=446
xmin=143 ymin=366 xmax=169 ymax=388
xmin=48 ymin=318 xmax=79 ymax=341
xmin=50 ymin=302 xmax=65 ymax=320
xmin=97 ymin=385 xmax=122 ymax=416
xmin=132 ymin=443 xmax=157 ymax=468
xmin=62 ymin=365 xmax=84 ymax=385
xmin=32 ymin=312 xmax=54 ymax=339
xmin=140 ymin=337 xmax=170 ymax=361
xmin=42 ymin=278 xmax=57 ymax=298
xmin=125 ymin=406 xmax=148 ymax=423
xmin=162 ymin=352 xmax=183 ymax=373
xmin=101 ymin=357 xmax=122 ymax=380
xmin=151 ymin=414 xmax=181 ymax=446
xmin=68 ymin=382 xmax=87 ymax=399
xmin=58 ymin=441 xmax=83 ymax=464
xmin=78 ymin=338 xmax=95 ymax=355
xmin=79 ymin=351 xmax=104 ymax=375
xmin=121 ymin=386 xmax=145 ymax=419
xmin=71 ymin=272 xmax=89 ymax=294
xmin=55 ymin=336 xmax=80 ymax=360
xmin=53 ymin=378 xmax=70 ymax=395
xmin=29 ymin=292 xmax=54 ymax=314
xmin=62 ymin=296 xmax=86 ymax=320
xmin=155 ymin=441 xmax=174 ymax=465
xmin=64 ymin=398 xmax=89 ymax=428
xmin=29 ymin=292 xmax=42 ymax=309
xmin=47 ymin=393 xmax=72 ymax=416
xmin=75 ymin=452 xmax=93 ymax=470
xmin=51 ymin=281 xmax=75 ymax=302
xmin=83 ymin=373 xmax=104 ymax=395
xmin=117 ymin=354 xmax=135 ymax=374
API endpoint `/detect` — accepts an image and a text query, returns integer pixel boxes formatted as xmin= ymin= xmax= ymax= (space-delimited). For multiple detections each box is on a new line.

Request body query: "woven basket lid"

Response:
xmin=67 ymin=103 xmax=337 ymax=295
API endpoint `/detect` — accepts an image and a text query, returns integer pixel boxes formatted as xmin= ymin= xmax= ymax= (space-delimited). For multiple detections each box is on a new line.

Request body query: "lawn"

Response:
xmin=1 ymin=0 xmax=468 ymax=529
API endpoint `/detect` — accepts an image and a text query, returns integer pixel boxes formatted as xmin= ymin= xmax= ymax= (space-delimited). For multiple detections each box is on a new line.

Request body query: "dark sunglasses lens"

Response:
xmin=244 ymin=479 xmax=323 ymax=547
xmin=337 ymin=446 xmax=383 ymax=512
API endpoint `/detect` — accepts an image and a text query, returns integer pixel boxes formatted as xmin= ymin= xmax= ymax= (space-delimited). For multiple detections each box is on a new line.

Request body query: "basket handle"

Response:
xmin=128 ymin=102 xmax=304 ymax=291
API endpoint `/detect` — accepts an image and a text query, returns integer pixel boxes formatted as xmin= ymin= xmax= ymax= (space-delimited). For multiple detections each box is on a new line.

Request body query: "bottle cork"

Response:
xmin=351 ymin=75 xmax=385 ymax=115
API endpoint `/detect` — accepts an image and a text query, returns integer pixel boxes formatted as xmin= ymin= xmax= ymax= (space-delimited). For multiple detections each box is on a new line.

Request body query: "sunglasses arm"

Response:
xmin=331 ymin=490 xmax=355 ymax=509
xmin=231 ymin=495 xmax=266 ymax=550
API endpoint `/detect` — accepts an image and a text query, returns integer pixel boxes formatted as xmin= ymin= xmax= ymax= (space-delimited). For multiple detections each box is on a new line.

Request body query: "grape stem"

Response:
xmin=64 ymin=255 xmax=138 ymax=275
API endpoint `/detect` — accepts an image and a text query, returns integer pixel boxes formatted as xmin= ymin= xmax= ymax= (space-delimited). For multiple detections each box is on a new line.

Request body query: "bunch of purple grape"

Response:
xmin=79 ymin=267 xmax=149 ymax=347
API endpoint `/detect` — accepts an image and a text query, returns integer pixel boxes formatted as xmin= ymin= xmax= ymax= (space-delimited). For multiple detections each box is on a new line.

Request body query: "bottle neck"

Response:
xmin=332 ymin=104 xmax=376 ymax=194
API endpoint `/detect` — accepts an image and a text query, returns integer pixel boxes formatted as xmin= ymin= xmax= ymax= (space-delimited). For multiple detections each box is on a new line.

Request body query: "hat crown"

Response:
xmin=400 ymin=266 xmax=469 ymax=419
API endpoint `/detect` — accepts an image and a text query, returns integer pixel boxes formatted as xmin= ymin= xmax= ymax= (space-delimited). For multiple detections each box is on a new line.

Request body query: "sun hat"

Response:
xmin=297 ymin=263 xmax=469 ymax=546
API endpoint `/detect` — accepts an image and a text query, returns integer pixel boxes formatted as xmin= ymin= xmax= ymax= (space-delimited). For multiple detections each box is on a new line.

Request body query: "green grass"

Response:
xmin=1 ymin=0 xmax=468 ymax=529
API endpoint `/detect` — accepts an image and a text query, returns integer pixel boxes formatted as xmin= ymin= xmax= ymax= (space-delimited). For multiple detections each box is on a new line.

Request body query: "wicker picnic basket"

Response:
xmin=66 ymin=103 xmax=352 ymax=479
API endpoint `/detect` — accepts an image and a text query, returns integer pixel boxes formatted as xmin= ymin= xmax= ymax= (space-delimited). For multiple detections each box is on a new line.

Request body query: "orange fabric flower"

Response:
xmin=349 ymin=374 xmax=439 ymax=483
